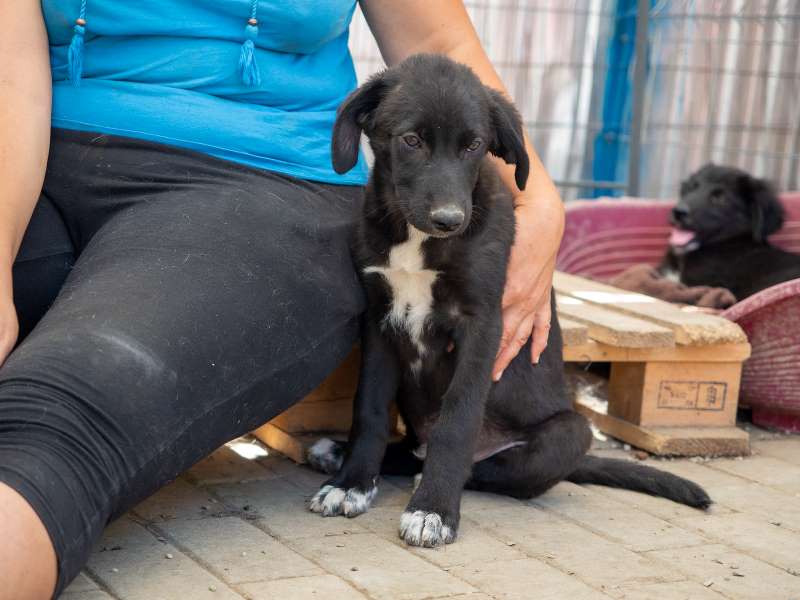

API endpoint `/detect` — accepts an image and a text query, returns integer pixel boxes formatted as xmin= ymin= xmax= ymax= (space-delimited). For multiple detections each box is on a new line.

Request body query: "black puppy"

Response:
xmin=664 ymin=163 xmax=800 ymax=300
xmin=308 ymin=55 xmax=710 ymax=547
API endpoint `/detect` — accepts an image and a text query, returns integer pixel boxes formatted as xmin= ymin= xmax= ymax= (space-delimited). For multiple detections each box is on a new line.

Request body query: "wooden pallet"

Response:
xmin=254 ymin=272 xmax=752 ymax=460
xmin=555 ymin=272 xmax=750 ymax=456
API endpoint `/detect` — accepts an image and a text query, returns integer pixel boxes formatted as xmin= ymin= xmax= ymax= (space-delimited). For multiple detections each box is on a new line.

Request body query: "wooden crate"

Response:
xmin=255 ymin=272 xmax=752 ymax=460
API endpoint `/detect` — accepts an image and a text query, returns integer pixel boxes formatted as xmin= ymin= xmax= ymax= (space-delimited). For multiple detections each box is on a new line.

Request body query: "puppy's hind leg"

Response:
xmin=307 ymin=438 xmax=346 ymax=475
xmin=307 ymin=430 xmax=422 ymax=477
xmin=466 ymin=411 xmax=592 ymax=499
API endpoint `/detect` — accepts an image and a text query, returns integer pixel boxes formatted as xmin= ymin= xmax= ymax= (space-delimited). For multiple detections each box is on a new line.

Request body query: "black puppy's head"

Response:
xmin=331 ymin=54 xmax=529 ymax=237
xmin=669 ymin=163 xmax=784 ymax=253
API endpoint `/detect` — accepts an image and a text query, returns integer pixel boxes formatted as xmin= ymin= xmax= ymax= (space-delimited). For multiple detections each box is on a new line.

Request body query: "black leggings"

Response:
xmin=0 ymin=129 xmax=365 ymax=596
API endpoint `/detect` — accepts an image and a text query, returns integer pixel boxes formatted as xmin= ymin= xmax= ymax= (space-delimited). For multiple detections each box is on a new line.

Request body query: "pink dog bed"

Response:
xmin=557 ymin=193 xmax=800 ymax=432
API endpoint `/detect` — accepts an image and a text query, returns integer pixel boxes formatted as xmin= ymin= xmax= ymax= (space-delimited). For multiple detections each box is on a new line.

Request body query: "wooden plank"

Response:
xmin=271 ymin=397 xmax=353 ymax=434
xmin=556 ymin=293 xmax=675 ymax=348
xmin=575 ymin=401 xmax=750 ymax=456
xmin=563 ymin=340 xmax=751 ymax=363
xmin=252 ymin=422 xmax=310 ymax=464
xmin=554 ymin=272 xmax=747 ymax=345
xmin=559 ymin=316 xmax=589 ymax=347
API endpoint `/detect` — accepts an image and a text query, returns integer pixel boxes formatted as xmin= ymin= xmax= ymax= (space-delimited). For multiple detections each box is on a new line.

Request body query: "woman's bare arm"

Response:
xmin=0 ymin=0 xmax=52 ymax=361
xmin=360 ymin=0 xmax=565 ymax=377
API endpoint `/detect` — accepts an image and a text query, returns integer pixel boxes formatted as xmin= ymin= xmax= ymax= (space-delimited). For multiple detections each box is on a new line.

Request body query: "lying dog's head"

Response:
xmin=669 ymin=163 xmax=784 ymax=253
xmin=331 ymin=54 xmax=529 ymax=237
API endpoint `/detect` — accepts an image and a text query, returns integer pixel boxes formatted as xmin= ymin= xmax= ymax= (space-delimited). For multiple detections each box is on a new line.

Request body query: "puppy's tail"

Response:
xmin=566 ymin=455 xmax=711 ymax=509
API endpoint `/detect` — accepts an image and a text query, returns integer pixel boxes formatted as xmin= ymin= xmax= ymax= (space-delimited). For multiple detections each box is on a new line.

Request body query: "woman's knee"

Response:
xmin=0 ymin=390 xmax=116 ymax=597
xmin=0 ymin=336 xmax=169 ymax=596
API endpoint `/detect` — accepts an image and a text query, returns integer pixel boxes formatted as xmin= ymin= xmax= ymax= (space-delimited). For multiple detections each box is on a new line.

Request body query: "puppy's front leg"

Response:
xmin=310 ymin=316 xmax=399 ymax=518
xmin=400 ymin=315 xmax=501 ymax=547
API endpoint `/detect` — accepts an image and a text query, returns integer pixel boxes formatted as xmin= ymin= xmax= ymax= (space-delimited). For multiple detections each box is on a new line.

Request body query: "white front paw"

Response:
xmin=399 ymin=510 xmax=455 ymax=547
xmin=309 ymin=484 xmax=377 ymax=517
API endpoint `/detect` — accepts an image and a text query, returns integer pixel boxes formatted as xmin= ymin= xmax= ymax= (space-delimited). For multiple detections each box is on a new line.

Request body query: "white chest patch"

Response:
xmin=364 ymin=226 xmax=439 ymax=355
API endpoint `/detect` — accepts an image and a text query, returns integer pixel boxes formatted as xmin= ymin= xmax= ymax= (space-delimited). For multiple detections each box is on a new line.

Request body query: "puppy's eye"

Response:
xmin=710 ymin=189 xmax=727 ymax=205
xmin=402 ymin=134 xmax=421 ymax=148
xmin=466 ymin=138 xmax=482 ymax=152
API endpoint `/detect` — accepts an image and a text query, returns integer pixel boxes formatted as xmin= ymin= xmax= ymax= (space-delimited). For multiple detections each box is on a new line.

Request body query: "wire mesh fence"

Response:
xmin=642 ymin=0 xmax=800 ymax=197
xmin=348 ymin=0 xmax=800 ymax=201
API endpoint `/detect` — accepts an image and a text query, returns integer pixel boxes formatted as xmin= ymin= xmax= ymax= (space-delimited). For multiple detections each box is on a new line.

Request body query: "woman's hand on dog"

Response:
xmin=493 ymin=189 xmax=564 ymax=381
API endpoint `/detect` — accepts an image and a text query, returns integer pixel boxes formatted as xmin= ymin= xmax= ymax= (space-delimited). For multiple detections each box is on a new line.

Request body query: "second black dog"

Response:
xmin=663 ymin=163 xmax=800 ymax=300
xmin=308 ymin=55 xmax=710 ymax=547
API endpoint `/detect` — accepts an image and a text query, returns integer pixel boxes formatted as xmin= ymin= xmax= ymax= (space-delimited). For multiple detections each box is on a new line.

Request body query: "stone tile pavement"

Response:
xmin=62 ymin=432 xmax=800 ymax=600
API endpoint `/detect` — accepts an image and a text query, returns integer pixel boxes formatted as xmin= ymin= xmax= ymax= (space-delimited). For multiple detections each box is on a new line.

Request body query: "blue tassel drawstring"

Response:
xmin=239 ymin=27 xmax=261 ymax=87
xmin=67 ymin=0 xmax=88 ymax=86
xmin=67 ymin=23 xmax=85 ymax=86
xmin=239 ymin=1 xmax=261 ymax=87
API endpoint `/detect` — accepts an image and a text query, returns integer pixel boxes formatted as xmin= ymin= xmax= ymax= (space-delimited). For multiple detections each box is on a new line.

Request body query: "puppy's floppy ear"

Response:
xmin=486 ymin=88 xmax=530 ymax=190
xmin=331 ymin=72 xmax=388 ymax=174
xmin=741 ymin=174 xmax=784 ymax=242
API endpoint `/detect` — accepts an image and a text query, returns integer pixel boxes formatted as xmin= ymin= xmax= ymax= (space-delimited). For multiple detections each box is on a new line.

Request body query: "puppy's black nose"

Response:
xmin=671 ymin=205 xmax=690 ymax=224
xmin=430 ymin=206 xmax=465 ymax=233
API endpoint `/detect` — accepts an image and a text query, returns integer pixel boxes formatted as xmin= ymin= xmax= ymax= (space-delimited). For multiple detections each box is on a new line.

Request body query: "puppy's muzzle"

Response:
xmin=430 ymin=205 xmax=465 ymax=233
xmin=671 ymin=204 xmax=690 ymax=227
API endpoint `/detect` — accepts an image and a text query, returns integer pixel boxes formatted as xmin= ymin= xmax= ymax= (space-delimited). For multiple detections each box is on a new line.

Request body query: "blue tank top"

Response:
xmin=43 ymin=1 xmax=368 ymax=185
